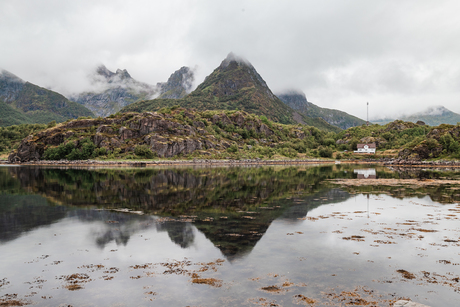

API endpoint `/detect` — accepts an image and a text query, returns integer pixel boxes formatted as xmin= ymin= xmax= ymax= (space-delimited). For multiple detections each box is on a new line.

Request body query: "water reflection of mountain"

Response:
xmin=0 ymin=194 xmax=67 ymax=242
xmin=2 ymin=165 xmax=366 ymax=259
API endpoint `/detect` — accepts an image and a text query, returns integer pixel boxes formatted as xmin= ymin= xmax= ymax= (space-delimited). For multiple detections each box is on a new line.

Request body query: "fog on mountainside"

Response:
xmin=70 ymin=65 xmax=195 ymax=117
xmin=276 ymin=90 xmax=366 ymax=129
xmin=372 ymin=105 xmax=460 ymax=126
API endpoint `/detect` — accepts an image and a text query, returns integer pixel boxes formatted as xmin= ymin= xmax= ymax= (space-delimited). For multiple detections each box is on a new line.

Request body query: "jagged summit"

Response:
xmin=95 ymin=65 xmax=115 ymax=79
xmin=157 ymin=66 xmax=194 ymax=99
xmin=73 ymin=65 xmax=194 ymax=117
xmin=93 ymin=65 xmax=133 ymax=83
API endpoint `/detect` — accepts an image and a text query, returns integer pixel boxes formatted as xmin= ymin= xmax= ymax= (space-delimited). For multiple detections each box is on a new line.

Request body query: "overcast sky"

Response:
xmin=1 ymin=0 xmax=460 ymax=120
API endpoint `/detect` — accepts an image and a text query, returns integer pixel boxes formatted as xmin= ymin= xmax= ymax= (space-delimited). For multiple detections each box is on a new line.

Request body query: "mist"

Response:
xmin=2 ymin=0 xmax=460 ymax=120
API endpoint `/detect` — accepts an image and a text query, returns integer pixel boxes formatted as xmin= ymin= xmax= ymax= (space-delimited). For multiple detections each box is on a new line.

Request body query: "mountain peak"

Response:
xmin=157 ymin=66 xmax=194 ymax=99
xmin=115 ymin=68 xmax=131 ymax=80
xmin=95 ymin=66 xmax=132 ymax=81
xmin=220 ymin=52 xmax=251 ymax=69
xmin=415 ymin=105 xmax=449 ymax=116
xmin=95 ymin=65 xmax=115 ymax=79
xmin=0 ymin=69 xmax=25 ymax=84
xmin=277 ymin=89 xmax=307 ymax=99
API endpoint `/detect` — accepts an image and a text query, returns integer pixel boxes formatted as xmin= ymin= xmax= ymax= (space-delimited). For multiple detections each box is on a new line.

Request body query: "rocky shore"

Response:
xmin=3 ymin=157 xmax=460 ymax=168
xmin=383 ymin=158 xmax=460 ymax=166
xmin=2 ymin=158 xmax=334 ymax=167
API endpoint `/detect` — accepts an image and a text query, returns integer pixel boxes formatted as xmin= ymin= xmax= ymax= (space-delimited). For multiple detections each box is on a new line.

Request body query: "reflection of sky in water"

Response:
xmin=1 ymin=193 xmax=460 ymax=306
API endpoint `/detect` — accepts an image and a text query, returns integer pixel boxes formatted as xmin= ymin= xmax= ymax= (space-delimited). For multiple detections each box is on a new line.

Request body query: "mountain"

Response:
xmin=277 ymin=90 xmax=366 ymax=129
xmin=122 ymin=53 xmax=340 ymax=132
xmin=72 ymin=65 xmax=194 ymax=118
xmin=0 ymin=70 xmax=94 ymax=127
xmin=157 ymin=66 xmax=194 ymax=99
xmin=372 ymin=106 xmax=460 ymax=126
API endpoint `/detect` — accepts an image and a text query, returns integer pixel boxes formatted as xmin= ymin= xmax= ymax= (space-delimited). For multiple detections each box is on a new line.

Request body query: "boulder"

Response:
xmin=94 ymin=133 xmax=109 ymax=147
xmin=119 ymin=127 xmax=139 ymax=140
xmin=393 ymin=300 xmax=430 ymax=307
xmin=211 ymin=113 xmax=232 ymax=126
xmin=96 ymin=125 xmax=115 ymax=134
xmin=8 ymin=136 xmax=42 ymax=163
xmin=229 ymin=111 xmax=245 ymax=127
xmin=259 ymin=123 xmax=273 ymax=136
xmin=146 ymin=135 xmax=202 ymax=157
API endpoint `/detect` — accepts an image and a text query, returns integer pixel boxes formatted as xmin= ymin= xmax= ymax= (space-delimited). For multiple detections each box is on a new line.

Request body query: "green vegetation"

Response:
xmin=0 ymin=72 xmax=94 ymax=126
xmin=43 ymin=138 xmax=99 ymax=160
xmin=335 ymin=120 xmax=460 ymax=160
xmin=6 ymin=104 xmax=460 ymax=162
xmin=121 ymin=56 xmax=341 ymax=133
xmin=134 ymin=145 xmax=156 ymax=159
xmin=277 ymin=91 xmax=366 ymax=130
xmin=0 ymin=123 xmax=48 ymax=154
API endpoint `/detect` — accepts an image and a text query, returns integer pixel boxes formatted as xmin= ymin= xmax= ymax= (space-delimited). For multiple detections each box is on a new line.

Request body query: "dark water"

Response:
xmin=0 ymin=164 xmax=460 ymax=306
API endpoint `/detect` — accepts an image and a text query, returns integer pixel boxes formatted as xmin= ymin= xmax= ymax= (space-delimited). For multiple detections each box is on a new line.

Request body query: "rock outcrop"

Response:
xmin=8 ymin=109 xmax=280 ymax=162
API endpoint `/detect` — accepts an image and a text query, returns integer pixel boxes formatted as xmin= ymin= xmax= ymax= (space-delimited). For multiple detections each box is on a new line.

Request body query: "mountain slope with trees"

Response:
xmin=277 ymin=90 xmax=366 ymax=129
xmin=0 ymin=70 xmax=94 ymax=127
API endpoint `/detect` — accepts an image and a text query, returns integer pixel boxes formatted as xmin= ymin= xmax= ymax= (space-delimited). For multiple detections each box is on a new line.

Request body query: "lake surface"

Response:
xmin=1 ymin=164 xmax=460 ymax=306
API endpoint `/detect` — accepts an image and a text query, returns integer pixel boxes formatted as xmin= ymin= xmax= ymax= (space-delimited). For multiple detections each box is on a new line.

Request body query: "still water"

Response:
xmin=1 ymin=165 xmax=460 ymax=306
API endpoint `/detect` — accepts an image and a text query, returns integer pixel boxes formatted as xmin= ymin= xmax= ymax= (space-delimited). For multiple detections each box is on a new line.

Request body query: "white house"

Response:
xmin=353 ymin=168 xmax=376 ymax=179
xmin=354 ymin=143 xmax=376 ymax=154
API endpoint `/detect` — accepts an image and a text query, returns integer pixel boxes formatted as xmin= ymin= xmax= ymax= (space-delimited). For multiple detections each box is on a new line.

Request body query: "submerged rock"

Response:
xmin=394 ymin=300 xmax=430 ymax=307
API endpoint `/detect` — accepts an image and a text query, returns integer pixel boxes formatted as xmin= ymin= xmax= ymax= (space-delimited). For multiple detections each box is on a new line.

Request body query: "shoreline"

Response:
xmin=1 ymin=157 xmax=460 ymax=168
xmin=1 ymin=158 xmax=347 ymax=167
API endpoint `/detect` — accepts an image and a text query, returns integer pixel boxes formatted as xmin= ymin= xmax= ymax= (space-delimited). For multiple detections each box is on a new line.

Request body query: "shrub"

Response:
xmin=338 ymin=144 xmax=349 ymax=151
xmin=318 ymin=146 xmax=333 ymax=158
xmin=322 ymin=138 xmax=336 ymax=147
xmin=134 ymin=145 xmax=156 ymax=159
xmin=94 ymin=147 xmax=107 ymax=156
xmin=65 ymin=138 xmax=95 ymax=160
xmin=43 ymin=141 xmax=75 ymax=160
xmin=279 ymin=147 xmax=298 ymax=158
xmin=227 ymin=144 xmax=238 ymax=153
xmin=260 ymin=115 xmax=269 ymax=125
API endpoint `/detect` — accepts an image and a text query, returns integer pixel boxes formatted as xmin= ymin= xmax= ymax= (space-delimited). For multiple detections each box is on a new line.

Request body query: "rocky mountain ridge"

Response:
xmin=71 ymin=65 xmax=194 ymax=117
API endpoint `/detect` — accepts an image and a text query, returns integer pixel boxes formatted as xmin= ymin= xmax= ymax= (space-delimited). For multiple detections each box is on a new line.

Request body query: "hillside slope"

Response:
xmin=8 ymin=108 xmax=334 ymax=162
xmin=277 ymin=90 xmax=366 ymax=129
xmin=0 ymin=70 xmax=94 ymax=126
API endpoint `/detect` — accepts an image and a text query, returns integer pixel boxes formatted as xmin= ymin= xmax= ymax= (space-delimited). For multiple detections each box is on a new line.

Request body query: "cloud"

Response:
xmin=1 ymin=0 xmax=460 ymax=120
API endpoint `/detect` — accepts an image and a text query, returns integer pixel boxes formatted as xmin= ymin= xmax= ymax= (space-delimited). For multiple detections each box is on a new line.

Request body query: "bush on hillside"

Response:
xmin=134 ymin=145 xmax=156 ymax=159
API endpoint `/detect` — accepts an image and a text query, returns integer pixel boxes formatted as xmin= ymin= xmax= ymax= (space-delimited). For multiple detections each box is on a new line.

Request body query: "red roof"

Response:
xmin=357 ymin=143 xmax=376 ymax=148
